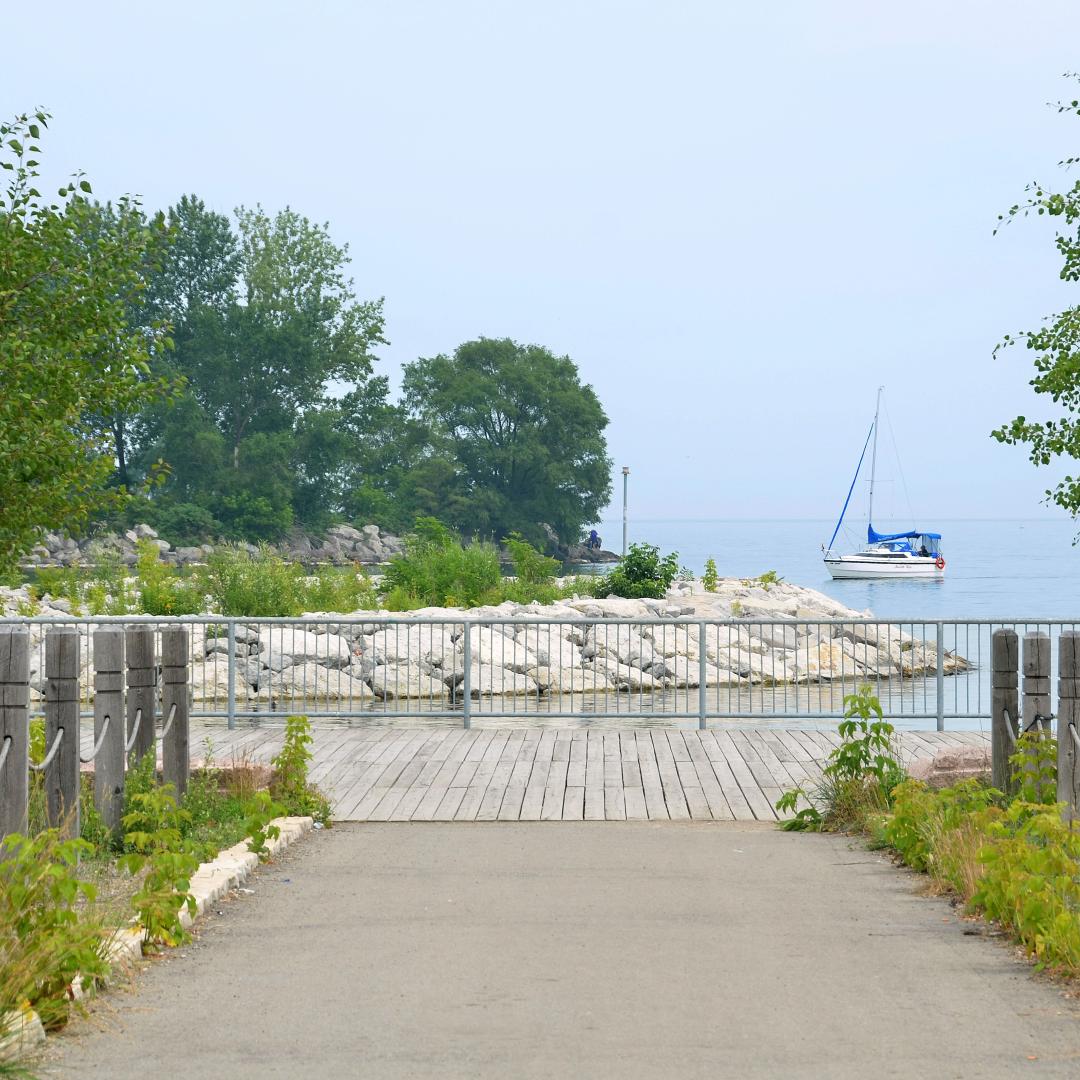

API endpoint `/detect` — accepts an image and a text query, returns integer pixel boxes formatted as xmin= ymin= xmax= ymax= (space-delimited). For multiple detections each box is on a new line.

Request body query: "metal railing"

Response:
xmin=2 ymin=614 xmax=1078 ymax=731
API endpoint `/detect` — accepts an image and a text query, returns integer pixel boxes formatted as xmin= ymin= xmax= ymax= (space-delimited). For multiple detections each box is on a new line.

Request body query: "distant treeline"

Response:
xmin=91 ymin=195 xmax=611 ymax=550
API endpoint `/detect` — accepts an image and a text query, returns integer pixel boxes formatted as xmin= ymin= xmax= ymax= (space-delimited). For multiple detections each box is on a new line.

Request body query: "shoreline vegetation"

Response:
xmin=782 ymin=689 xmax=1080 ymax=980
xmin=0 ymin=716 xmax=330 ymax=1071
xmin=1 ymin=531 xmax=968 ymax=709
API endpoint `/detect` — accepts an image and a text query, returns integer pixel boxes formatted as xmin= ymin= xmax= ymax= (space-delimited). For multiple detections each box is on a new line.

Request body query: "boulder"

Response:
xmin=258 ymin=628 xmax=354 ymax=670
xmin=268 ymin=662 xmax=373 ymax=703
xmin=907 ymin=745 xmax=990 ymax=789
xmin=533 ymin=665 xmax=615 ymax=694
xmin=452 ymin=664 xmax=537 ymax=697
xmin=368 ymin=663 xmax=446 ymax=700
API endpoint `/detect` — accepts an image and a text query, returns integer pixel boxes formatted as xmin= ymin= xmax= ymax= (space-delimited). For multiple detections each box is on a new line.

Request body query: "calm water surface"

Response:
xmin=595 ymin=517 xmax=1080 ymax=619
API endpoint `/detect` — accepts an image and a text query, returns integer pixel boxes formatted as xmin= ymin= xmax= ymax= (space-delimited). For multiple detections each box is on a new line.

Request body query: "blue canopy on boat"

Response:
xmin=867 ymin=526 xmax=942 ymax=543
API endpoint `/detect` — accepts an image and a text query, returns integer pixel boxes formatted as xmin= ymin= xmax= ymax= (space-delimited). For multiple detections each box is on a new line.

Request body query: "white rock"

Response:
xmin=368 ymin=663 xmax=446 ymax=700
xmin=259 ymin=628 xmax=354 ymax=669
xmin=267 ymin=662 xmax=372 ymax=703
xmin=459 ymin=664 xmax=538 ymax=697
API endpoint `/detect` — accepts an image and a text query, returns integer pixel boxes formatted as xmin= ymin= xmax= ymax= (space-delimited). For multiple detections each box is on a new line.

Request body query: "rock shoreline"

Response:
xmin=20 ymin=522 xmax=618 ymax=569
xmin=0 ymin=577 xmax=969 ymax=705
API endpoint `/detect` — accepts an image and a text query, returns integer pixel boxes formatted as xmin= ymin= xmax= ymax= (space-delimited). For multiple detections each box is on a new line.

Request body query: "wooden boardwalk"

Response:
xmin=156 ymin=724 xmax=989 ymax=823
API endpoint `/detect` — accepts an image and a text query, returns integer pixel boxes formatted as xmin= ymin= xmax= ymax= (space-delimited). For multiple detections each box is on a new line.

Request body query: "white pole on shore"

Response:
xmin=621 ymin=466 xmax=629 ymax=557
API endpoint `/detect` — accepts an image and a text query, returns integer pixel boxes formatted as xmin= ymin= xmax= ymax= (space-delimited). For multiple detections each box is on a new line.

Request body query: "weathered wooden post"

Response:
xmin=1022 ymin=631 xmax=1052 ymax=800
xmin=44 ymin=627 xmax=80 ymax=837
xmin=92 ymin=629 xmax=126 ymax=831
xmin=0 ymin=628 xmax=31 ymax=842
xmin=1057 ymin=630 xmax=1080 ymax=822
xmin=1022 ymin=631 xmax=1052 ymax=735
xmin=161 ymin=627 xmax=190 ymax=799
xmin=125 ymin=627 xmax=156 ymax=764
xmin=991 ymin=629 xmax=1019 ymax=793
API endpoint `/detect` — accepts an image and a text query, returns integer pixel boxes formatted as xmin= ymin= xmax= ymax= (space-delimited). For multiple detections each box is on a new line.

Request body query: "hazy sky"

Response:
xmin=6 ymin=1 xmax=1080 ymax=526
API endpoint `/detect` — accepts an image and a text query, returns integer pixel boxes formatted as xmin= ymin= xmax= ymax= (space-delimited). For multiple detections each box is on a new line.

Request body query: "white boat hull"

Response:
xmin=824 ymin=555 xmax=944 ymax=580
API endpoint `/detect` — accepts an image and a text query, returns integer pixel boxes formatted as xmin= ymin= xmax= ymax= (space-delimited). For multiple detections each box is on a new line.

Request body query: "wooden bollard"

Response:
xmin=161 ymin=627 xmax=190 ymax=799
xmin=0 ymin=628 xmax=31 ymax=843
xmin=991 ymin=629 xmax=1019 ymax=794
xmin=1058 ymin=630 xmax=1080 ymax=822
xmin=44 ymin=628 xmax=80 ymax=837
xmin=1022 ymin=631 xmax=1052 ymax=735
xmin=125 ymin=627 xmax=156 ymax=765
xmin=93 ymin=629 xmax=126 ymax=832
xmin=1022 ymin=631 xmax=1052 ymax=800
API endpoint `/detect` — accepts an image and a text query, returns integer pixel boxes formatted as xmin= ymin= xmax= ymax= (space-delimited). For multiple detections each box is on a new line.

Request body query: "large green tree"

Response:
xmin=402 ymin=337 xmax=612 ymax=546
xmin=993 ymin=80 xmax=1080 ymax=517
xmin=134 ymin=202 xmax=387 ymax=539
xmin=0 ymin=111 xmax=170 ymax=571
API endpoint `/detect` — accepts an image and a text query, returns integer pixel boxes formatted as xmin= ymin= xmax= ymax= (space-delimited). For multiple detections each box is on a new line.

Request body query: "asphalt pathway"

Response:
xmin=45 ymin=823 xmax=1080 ymax=1079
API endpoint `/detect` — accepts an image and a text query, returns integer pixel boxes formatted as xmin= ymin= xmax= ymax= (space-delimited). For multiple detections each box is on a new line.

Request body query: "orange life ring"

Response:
xmin=935 ymin=556 xmax=945 ymax=570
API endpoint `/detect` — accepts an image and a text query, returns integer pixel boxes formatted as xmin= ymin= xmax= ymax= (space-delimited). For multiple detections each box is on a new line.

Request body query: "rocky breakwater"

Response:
xmin=0 ymin=576 xmax=970 ymax=708
xmin=171 ymin=578 xmax=969 ymax=707
xmin=21 ymin=522 xmax=405 ymax=568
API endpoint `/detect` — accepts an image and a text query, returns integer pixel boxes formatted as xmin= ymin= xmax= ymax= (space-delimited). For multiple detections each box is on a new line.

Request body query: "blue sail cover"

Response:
xmin=868 ymin=526 xmax=941 ymax=543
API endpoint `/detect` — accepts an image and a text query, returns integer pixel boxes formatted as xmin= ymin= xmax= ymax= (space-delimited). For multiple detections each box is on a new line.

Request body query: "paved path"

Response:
xmin=46 ymin=823 xmax=1080 ymax=1079
xmin=114 ymin=722 xmax=989 ymax=822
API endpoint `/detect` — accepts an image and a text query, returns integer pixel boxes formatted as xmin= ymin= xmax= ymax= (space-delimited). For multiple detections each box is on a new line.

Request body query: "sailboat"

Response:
xmin=823 ymin=388 xmax=946 ymax=580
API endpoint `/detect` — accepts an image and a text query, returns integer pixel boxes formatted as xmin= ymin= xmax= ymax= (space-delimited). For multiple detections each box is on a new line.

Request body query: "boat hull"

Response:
xmin=824 ymin=556 xmax=944 ymax=580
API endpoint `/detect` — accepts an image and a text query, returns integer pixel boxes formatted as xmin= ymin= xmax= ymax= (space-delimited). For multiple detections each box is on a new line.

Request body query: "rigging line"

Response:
xmin=882 ymin=397 xmax=917 ymax=527
xmin=826 ymin=421 xmax=875 ymax=555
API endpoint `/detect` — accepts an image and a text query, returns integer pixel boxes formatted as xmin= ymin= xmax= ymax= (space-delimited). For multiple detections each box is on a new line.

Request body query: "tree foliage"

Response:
xmin=0 ymin=111 xmax=171 ymax=572
xmin=402 ymin=337 xmax=612 ymax=546
xmin=993 ymin=78 xmax=1080 ymax=518
xmin=132 ymin=201 xmax=387 ymax=540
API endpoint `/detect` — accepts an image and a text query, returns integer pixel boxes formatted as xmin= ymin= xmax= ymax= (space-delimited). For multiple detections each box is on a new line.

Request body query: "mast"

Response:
xmin=868 ymin=386 xmax=883 ymax=528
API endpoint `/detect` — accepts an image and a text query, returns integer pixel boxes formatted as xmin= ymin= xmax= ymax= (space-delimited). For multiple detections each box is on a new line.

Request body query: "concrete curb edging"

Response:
xmin=0 ymin=815 xmax=314 ymax=1063
xmin=107 ymin=815 xmax=315 ymax=965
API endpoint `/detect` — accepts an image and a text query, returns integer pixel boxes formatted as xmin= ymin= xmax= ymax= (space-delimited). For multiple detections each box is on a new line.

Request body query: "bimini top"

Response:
xmin=868 ymin=525 xmax=941 ymax=544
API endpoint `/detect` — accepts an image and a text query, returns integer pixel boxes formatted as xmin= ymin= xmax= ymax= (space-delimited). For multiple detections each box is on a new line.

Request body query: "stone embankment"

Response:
xmin=20 ymin=522 xmax=617 ymax=568
xmin=0 ymin=578 xmax=969 ymax=705
xmin=21 ymin=522 xmax=405 ymax=568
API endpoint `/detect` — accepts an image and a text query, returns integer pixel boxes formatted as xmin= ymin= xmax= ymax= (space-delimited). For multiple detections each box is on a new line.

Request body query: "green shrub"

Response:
xmin=119 ymin=780 xmax=199 ymax=950
xmin=301 ymin=566 xmax=378 ymax=613
xmin=702 ymin=558 xmax=718 ymax=593
xmin=381 ymin=518 xmax=501 ymax=608
xmin=200 ymin=544 xmax=305 ymax=617
xmin=135 ymin=539 xmax=204 ymax=616
xmin=593 ymin=542 xmax=680 ymax=600
xmin=30 ymin=567 xmax=82 ymax=612
xmin=146 ymin=501 xmax=221 ymax=547
xmin=0 ymin=830 xmax=111 ymax=1030
xmin=741 ymin=569 xmax=784 ymax=591
xmin=777 ymin=686 xmax=905 ymax=831
xmin=270 ymin=715 xmax=333 ymax=825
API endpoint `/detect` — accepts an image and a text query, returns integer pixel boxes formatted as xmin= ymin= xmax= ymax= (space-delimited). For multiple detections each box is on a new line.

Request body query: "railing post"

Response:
xmin=935 ymin=621 xmax=945 ymax=732
xmin=226 ymin=620 xmax=237 ymax=730
xmin=698 ymin=621 xmax=707 ymax=730
xmin=44 ymin=627 xmax=80 ymax=837
xmin=1057 ymin=630 xmax=1080 ymax=822
xmin=93 ymin=629 xmax=126 ymax=832
xmin=161 ymin=627 xmax=190 ymax=799
xmin=991 ymin=629 xmax=1019 ymax=794
xmin=462 ymin=623 xmax=472 ymax=730
xmin=0 ymin=628 xmax=30 ymax=843
xmin=125 ymin=626 xmax=157 ymax=764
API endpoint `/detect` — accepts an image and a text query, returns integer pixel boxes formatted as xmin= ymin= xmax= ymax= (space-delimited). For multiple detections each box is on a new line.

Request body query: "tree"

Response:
xmin=131 ymin=201 xmax=388 ymax=539
xmin=0 ymin=111 xmax=170 ymax=572
xmin=993 ymin=79 xmax=1080 ymax=518
xmin=402 ymin=337 xmax=612 ymax=547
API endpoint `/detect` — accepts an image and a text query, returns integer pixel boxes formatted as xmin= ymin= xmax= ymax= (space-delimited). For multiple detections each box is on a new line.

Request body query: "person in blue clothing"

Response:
xmin=587 ymin=529 xmax=602 ymax=550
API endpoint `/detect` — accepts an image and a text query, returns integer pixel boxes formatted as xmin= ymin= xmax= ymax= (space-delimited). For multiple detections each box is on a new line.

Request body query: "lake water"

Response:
xmin=594 ymin=516 xmax=1080 ymax=619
